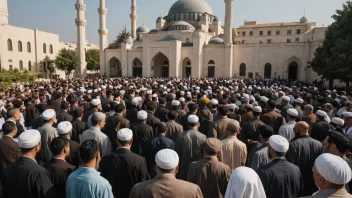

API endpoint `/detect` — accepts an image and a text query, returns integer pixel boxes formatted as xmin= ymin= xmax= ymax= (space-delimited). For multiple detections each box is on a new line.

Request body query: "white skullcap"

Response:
xmin=152 ymin=94 xmax=158 ymax=98
xmin=172 ymin=100 xmax=180 ymax=106
xmin=269 ymin=135 xmax=289 ymax=153
xmin=93 ymin=89 xmax=98 ymax=93
xmin=137 ymin=110 xmax=148 ymax=120
xmin=119 ymin=90 xmax=125 ymax=95
xmin=155 ymin=149 xmax=179 ymax=170
xmin=295 ymin=98 xmax=304 ymax=104
xmin=278 ymin=91 xmax=285 ymax=95
xmin=57 ymin=121 xmax=72 ymax=135
xmin=87 ymin=90 xmax=92 ymax=94
xmin=315 ymin=153 xmax=352 ymax=185
xmin=92 ymin=112 xmax=106 ymax=121
xmin=331 ymin=117 xmax=344 ymax=126
xmin=179 ymin=97 xmax=185 ymax=102
xmin=147 ymin=90 xmax=152 ymax=95
xmin=18 ymin=130 xmax=41 ymax=149
xmin=229 ymin=104 xmax=238 ymax=110
xmin=131 ymin=97 xmax=139 ymax=105
xmin=180 ymin=91 xmax=185 ymax=95
xmin=282 ymin=96 xmax=290 ymax=102
xmin=287 ymin=108 xmax=298 ymax=117
xmin=253 ymin=106 xmax=262 ymax=113
xmin=317 ymin=110 xmax=327 ymax=117
xmin=42 ymin=109 xmax=56 ymax=120
xmin=101 ymin=85 xmax=106 ymax=89
xmin=260 ymin=96 xmax=269 ymax=102
xmin=91 ymin=99 xmax=101 ymax=106
xmin=117 ymin=128 xmax=133 ymax=141
xmin=195 ymin=86 xmax=200 ymax=90
xmin=343 ymin=112 xmax=352 ymax=118
xmin=188 ymin=115 xmax=199 ymax=123
xmin=210 ymin=99 xmax=218 ymax=105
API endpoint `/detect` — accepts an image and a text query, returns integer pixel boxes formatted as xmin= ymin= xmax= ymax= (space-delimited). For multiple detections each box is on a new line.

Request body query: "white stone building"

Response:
xmin=101 ymin=0 xmax=327 ymax=82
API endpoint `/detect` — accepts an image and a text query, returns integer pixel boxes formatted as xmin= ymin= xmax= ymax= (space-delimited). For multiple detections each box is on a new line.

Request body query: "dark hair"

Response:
xmin=275 ymin=151 xmax=286 ymax=157
xmin=288 ymin=114 xmax=298 ymax=120
xmin=12 ymin=100 xmax=23 ymax=109
xmin=61 ymin=101 xmax=70 ymax=110
xmin=36 ymin=103 xmax=47 ymax=114
xmin=147 ymin=103 xmax=156 ymax=111
xmin=50 ymin=137 xmax=69 ymax=155
xmin=6 ymin=107 xmax=19 ymax=118
xmin=167 ymin=111 xmax=178 ymax=120
xmin=253 ymin=112 xmax=261 ymax=117
xmin=268 ymin=100 xmax=276 ymax=109
xmin=2 ymin=121 xmax=16 ymax=135
xmin=188 ymin=103 xmax=199 ymax=112
xmin=117 ymin=139 xmax=132 ymax=146
xmin=80 ymin=139 xmax=100 ymax=163
xmin=188 ymin=122 xmax=197 ymax=127
xmin=157 ymin=166 xmax=174 ymax=173
xmin=218 ymin=106 xmax=229 ymax=116
xmin=115 ymin=104 xmax=125 ymax=113
xmin=328 ymin=131 xmax=351 ymax=154
xmin=258 ymin=125 xmax=273 ymax=139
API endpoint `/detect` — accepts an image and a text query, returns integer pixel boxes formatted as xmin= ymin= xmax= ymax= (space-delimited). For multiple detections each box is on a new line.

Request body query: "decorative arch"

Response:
xmin=43 ymin=43 xmax=47 ymax=53
xmin=285 ymin=57 xmax=303 ymax=81
xmin=49 ymin=45 xmax=53 ymax=54
xmin=19 ymin=60 xmax=23 ymax=70
xmin=264 ymin=63 xmax=272 ymax=78
xmin=182 ymin=57 xmax=191 ymax=77
xmin=27 ymin=42 xmax=31 ymax=53
xmin=132 ymin=58 xmax=143 ymax=77
xmin=151 ymin=52 xmax=169 ymax=77
xmin=109 ymin=57 xmax=122 ymax=77
xmin=18 ymin=41 xmax=22 ymax=52
xmin=239 ymin=63 xmax=246 ymax=77
xmin=28 ymin=61 xmax=32 ymax=71
xmin=7 ymin=39 xmax=12 ymax=51
xmin=208 ymin=60 xmax=215 ymax=78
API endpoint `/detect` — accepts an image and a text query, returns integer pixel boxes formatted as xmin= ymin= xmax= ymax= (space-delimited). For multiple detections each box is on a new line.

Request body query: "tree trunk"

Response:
xmin=329 ymin=79 xmax=334 ymax=90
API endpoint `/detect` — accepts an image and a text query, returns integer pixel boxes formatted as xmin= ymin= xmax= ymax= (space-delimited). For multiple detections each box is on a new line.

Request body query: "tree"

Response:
xmin=107 ymin=26 xmax=131 ymax=49
xmin=86 ymin=49 xmax=100 ymax=73
xmin=39 ymin=56 xmax=55 ymax=79
xmin=55 ymin=48 xmax=77 ymax=79
xmin=311 ymin=1 xmax=352 ymax=90
xmin=0 ymin=69 xmax=37 ymax=91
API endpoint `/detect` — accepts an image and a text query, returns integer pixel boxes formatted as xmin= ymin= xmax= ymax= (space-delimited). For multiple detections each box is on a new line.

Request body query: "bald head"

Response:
xmin=294 ymin=121 xmax=309 ymax=136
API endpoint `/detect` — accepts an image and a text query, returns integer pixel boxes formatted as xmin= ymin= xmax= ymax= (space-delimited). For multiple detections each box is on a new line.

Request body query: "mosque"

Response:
xmin=101 ymin=0 xmax=327 ymax=81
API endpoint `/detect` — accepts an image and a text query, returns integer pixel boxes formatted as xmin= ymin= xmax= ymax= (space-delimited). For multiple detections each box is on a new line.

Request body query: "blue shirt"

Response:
xmin=66 ymin=167 xmax=113 ymax=198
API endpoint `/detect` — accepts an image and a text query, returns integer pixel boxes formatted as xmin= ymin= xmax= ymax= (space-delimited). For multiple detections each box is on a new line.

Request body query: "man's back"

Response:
xmin=66 ymin=166 xmax=113 ymax=198
xmin=311 ymin=120 xmax=330 ymax=142
xmin=221 ymin=136 xmax=247 ymax=170
xmin=130 ymin=121 xmax=154 ymax=156
xmin=166 ymin=120 xmax=183 ymax=142
xmin=56 ymin=111 xmax=73 ymax=124
xmin=211 ymin=117 xmax=240 ymax=140
xmin=0 ymin=136 xmax=21 ymax=173
xmin=105 ymin=114 xmax=130 ymax=150
xmin=81 ymin=127 xmax=112 ymax=157
xmin=262 ymin=111 xmax=285 ymax=133
xmin=71 ymin=119 xmax=87 ymax=143
xmin=155 ymin=106 xmax=169 ymax=122
xmin=38 ymin=123 xmax=58 ymax=163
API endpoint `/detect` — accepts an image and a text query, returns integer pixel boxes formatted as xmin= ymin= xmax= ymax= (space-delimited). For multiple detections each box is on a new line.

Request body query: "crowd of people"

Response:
xmin=0 ymin=77 xmax=351 ymax=198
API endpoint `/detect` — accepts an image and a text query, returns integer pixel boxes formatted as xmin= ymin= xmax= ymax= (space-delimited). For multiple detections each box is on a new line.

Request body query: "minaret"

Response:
xmin=224 ymin=0 xmax=234 ymax=45
xmin=75 ymin=0 xmax=87 ymax=78
xmin=130 ymin=0 xmax=138 ymax=40
xmin=0 ymin=0 xmax=9 ymax=25
xmin=98 ymin=0 xmax=108 ymax=76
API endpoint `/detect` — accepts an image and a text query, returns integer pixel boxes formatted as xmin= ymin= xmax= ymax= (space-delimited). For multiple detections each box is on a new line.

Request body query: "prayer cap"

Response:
xmin=315 ymin=153 xmax=352 ymax=185
xmin=180 ymin=91 xmax=185 ymax=95
xmin=147 ymin=90 xmax=152 ymax=95
xmin=152 ymin=94 xmax=157 ymax=98
xmin=18 ymin=130 xmax=41 ymax=149
xmin=229 ymin=104 xmax=238 ymax=110
xmin=171 ymin=100 xmax=180 ymax=106
xmin=137 ymin=110 xmax=148 ymax=120
xmin=204 ymin=138 xmax=222 ymax=153
xmin=57 ymin=121 xmax=72 ymax=135
xmin=210 ymin=99 xmax=218 ymax=105
xmin=188 ymin=115 xmax=199 ymax=123
xmin=91 ymin=99 xmax=101 ymax=106
xmin=202 ymin=98 xmax=210 ymax=104
xmin=117 ymin=128 xmax=133 ymax=141
xmin=253 ymin=106 xmax=262 ymax=113
xmin=131 ymin=97 xmax=139 ymax=105
xmin=295 ymin=98 xmax=304 ymax=104
xmin=179 ymin=97 xmax=185 ymax=102
xmin=42 ymin=109 xmax=56 ymax=120
xmin=343 ymin=112 xmax=352 ymax=118
xmin=287 ymin=108 xmax=298 ymax=117
xmin=87 ymin=90 xmax=92 ymax=94
xmin=246 ymin=104 xmax=253 ymax=109
xmin=269 ymin=135 xmax=289 ymax=153
xmin=317 ymin=110 xmax=327 ymax=117
xmin=119 ymin=90 xmax=125 ymax=95
xmin=331 ymin=117 xmax=344 ymax=126
xmin=282 ymin=96 xmax=290 ymax=102
xmin=92 ymin=112 xmax=106 ymax=122
xmin=155 ymin=149 xmax=179 ymax=170
xmin=260 ymin=96 xmax=269 ymax=102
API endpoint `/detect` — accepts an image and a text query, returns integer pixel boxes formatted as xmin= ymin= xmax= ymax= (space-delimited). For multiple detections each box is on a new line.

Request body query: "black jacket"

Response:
xmin=56 ymin=110 xmax=73 ymax=125
xmin=311 ymin=119 xmax=330 ymax=142
xmin=71 ymin=119 xmax=87 ymax=143
xmin=146 ymin=111 xmax=160 ymax=134
xmin=179 ymin=112 xmax=196 ymax=131
xmin=105 ymin=113 xmax=130 ymax=150
xmin=130 ymin=121 xmax=154 ymax=156
xmin=126 ymin=108 xmax=139 ymax=124
xmin=65 ymin=140 xmax=81 ymax=168
xmin=155 ymin=105 xmax=169 ymax=122
xmin=30 ymin=116 xmax=44 ymax=129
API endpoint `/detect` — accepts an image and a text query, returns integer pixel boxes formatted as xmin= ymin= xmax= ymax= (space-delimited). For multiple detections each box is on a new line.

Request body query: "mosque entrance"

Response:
xmin=109 ymin=57 xmax=122 ymax=77
xmin=264 ymin=63 xmax=272 ymax=78
xmin=151 ymin=52 xmax=169 ymax=77
xmin=132 ymin=58 xmax=143 ymax=77
xmin=288 ymin=62 xmax=298 ymax=80
xmin=208 ymin=66 xmax=215 ymax=78
xmin=182 ymin=58 xmax=192 ymax=78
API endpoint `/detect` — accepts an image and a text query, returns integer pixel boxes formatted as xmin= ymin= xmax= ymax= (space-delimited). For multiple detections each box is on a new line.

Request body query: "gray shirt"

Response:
xmin=81 ymin=126 xmax=112 ymax=157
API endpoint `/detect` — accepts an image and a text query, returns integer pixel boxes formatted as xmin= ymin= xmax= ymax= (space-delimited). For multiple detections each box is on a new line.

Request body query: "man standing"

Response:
xmin=343 ymin=112 xmax=352 ymax=136
xmin=187 ymin=138 xmax=231 ymax=198
xmin=44 ymin=137 xmax=75 ymax=198
xmin=278 ymin=108 xmax=298 ymax=142
xmin=311 ymin=110 xmax=330 ymax=142
xmin=129 ymin=149 xmax=203 ymax=198
xmin=55 ymin=101 xmax=73 ymax=125
xmin=155 ymin=98 xmax=169 ymax=122
xmin=211 ymin=106 xmax=240 ymax=140
xmin=146 ymin=103 xmax=161 ymax=133
xmin=99 ymin=128 xmax=149 ymax=198
xmin=166 ymin=111 xmax=183 ymax=142
xmin=71 ymin=108 xmax=87 ymax=143
xmin=261 ymin=100 xmax=285 ymax=133
xmin=6 ymin=107 xmax=24 ymax=137
xmin=241 ymin=106 xmax=265 ymax=153
xmin=57 ymin=121 xmax=81 ymax=167
xmin=250 ymin=125 xmax=273 ymax=170
xmin=179 ymin=103 xmax=198 ymax=131
xmin=81 ymin=112 xmax=112 ymax=157
xmin=130 ymin=110 xmax=154 ymax=156
xmin=221 ymin=123 xmax=247 ymax=170
xmin=3 ymin=130 xmax=56 ymax=197
xmin=281 ymin=96 xmax=293 ymax=119
xmin=66 ymin=140 xmax=113 ymax=198
xmin=143 ymin=122 xmax=175 ymax=178
xmin=256 ymin=135 xmax=303 ymax=198
xmin=302 ymin=104 xmax=316 ymax=133
xmin=286 ymin=121 xmax=323 ymax=196
xmin=175 ymin=115 xmax=206 ymax=180
xmin=37 ymin=109 xmax=58 ymax=163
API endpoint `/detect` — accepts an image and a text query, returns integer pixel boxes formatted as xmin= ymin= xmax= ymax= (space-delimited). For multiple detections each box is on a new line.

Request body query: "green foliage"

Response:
xmin=311 ymin=1 xmax=352 ymax=84
xmin=86 ymin=49 xmax=100 ymax=72
xmin=55 ymin=48 xmax=77 ymax=79
xmin=107 ymin=26 xmax=131 ymax=49
xmin=0 ymin=69 xmax=37 ymax=91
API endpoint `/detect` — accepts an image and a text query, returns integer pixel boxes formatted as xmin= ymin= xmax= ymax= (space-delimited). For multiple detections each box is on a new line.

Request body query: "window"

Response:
xmin=19 ymin=60 xmax=23 ymax=70
xmin=28 ymin=61 xmax=32 ymax=71
xmin=186 ymin=38 xmax=190 ymax=43
xmin=287 ymin=39 xmax=291 ymax=43
xmin=297 ymin=29 xmax=301 ymax=34
xmin=295 ymin=37 xmax=300 ymax=42
xmin=267 ymin=39 xmax=272 ymax=43
xmin=49 ymin=45 xmax=53 ymax=54
xmin=259 ymin=31 xmax=263 ymax=36
xmin=242 ymin=32 xmax=246 ymax=36
xmin=276 ymin=30 xmax=280 ymax=35
xmin=241 ymin=40 xmax=245 ymax=44
xmin=7 ymin=39 xmax=12 ymax=51
xmin=9 ymin=65 xmax=12 ymax=70
xmin=268 ymin=31 xmax=271 ymax=35
xmin=248 ymin=72 xmax=253 ymax=78
xmin=249 ymin=31 xmax=253 ymax=36
xmin=208 ymin=60 xmax=215 ymax=64
xmin=43 ymin=43 xmax=46 ymax=53
xmin=27 ymin=42 xmax=31 ymax=53
xmin=287 ymin=30 xmax=292 ymax=35
xmin=18 ymin=41 xmax=22 ymax=52
xmin=239 ymin=63 xmax=246 ymax=76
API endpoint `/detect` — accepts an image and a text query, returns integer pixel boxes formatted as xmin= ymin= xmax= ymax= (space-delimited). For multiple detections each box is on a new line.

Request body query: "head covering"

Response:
xmin=202 ymin=98 xmax=210 ymax=104
xmin=188 ymin=115 xmax=199 ymax=123
xmin=282 ymin=96 xmax=290 ymax=102
xmin=91 ymin=99 xmax=101 ymax=106
xmin=119 ymin=90 xmax=125 ymax=95
xmin=287 ymin=108 xmax=298 ymax=117
xmin=260 ymin=96 xmax=269 ymax=102
xmin=228 ymin=104 xmax=238 ymax=110
xmin=137 ymin=110 xmax=148 ymax=120
xmin=253 ymin=106 xmax=262 ymax=113
xmin=42 ymin=109 xmax=56 ymax=120
xmin=57 ymin=121 xmax=72 ymax=135
xmin=269 ymin=135 xmax=289 ymax=153
xmin=343 ymin=112 xmax=352 ymax=118
xmin=210 ymin=99 xmax=218 ymax=105
xmin=225 ymin=167 xmax=266 ymax=198
xmin=204 ymin=138 xmax=222 ymax=153
xmin=18 ymin=130 xmax=41 ymax=149
xmin=317 ymin=110 xmax=327 ymax=117
xmin=315 ymin=153 xmax=352 ymax=185
xmin=92 ymin=112 xmax=106 ymax=122
xmin=179 ymin=97 xmax=185 ymax=102
xmin=331 ymin=117 xmax=344 ymax=126
xmin=117 ymin=128 xmax=133 ymax=141
xmin=295 ymin=98 xmax=304 ymax=104
xmin=171 ymin=100 xmax=180 ymax=106
xmin=155 ymin=149 xmax=179 ymax=170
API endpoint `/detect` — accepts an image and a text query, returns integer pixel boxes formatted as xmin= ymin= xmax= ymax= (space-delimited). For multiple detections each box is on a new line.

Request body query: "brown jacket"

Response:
xmin=302 ymin=188 xmax=352 ymax=198
xmin=302 ymin=113 xmax=317 ymax=134
xmin=0 ymin=136 xmax=21 ymax=171
xmin=129 ymin=173 xmax=203 ymax=198
xmin=261 ymin=110 xmax=286 ymax=133
xmin=187 ymin=156 xmax=231 ymax=198
xmin=166 ymin=120 xmax=183 ymax=142
xmin=211 ymin=117 xmax=240 ymax=140
xmin=241 ymin=111 xmax=253 ymax=126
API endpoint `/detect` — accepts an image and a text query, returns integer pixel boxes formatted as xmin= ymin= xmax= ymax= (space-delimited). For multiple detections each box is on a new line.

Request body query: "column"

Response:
xmin=99 ymin=0 xmax=108 ymax=76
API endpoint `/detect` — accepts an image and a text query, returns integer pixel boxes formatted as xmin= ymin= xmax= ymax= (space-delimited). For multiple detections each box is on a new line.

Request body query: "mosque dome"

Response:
xmin=136 ymin=25 xmax=150 ymax=33
xmin=125 ymin=37 xmax=134 ymax=44
xmin=149 ymin=29 xmax=158 ymax=34
xmin=162 ymin=35 xmax=178 ymax=41
xmin=300 ymin=16 xmax=308 ymax=23
xmin=156 ymin=17 xmax=163 ymax=22
xmin=168 ymin=0 xmax=214 ymax=15
xmin=208 ymin=37 xmax=224 ymax=44
xmin=166 ymin=21 xmax=195 ymax=31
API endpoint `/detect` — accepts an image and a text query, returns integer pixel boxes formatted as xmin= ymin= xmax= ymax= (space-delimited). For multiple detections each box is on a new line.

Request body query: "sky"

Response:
xmin=8 ymin=0 xmax=347 ymax=45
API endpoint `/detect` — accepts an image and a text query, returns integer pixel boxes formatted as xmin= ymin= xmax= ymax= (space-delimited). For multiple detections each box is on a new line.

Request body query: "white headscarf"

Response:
xmin=225 ymin=167 xmax=266 ymax=198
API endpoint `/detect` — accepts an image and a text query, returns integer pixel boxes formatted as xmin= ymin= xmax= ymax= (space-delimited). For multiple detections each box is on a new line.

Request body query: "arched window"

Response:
xmin=19 ymin=60 xmax=23 ymax=70
xmin=28 ymin=61 xmax=32 ymax=71
xmin=49 ymin=45 xmax=53 ymax=54
xmin=163 ymin=60 xmax=169 ymax=66
xmin=264 ymin=63 xmax=272 ymax=78
xmin=239 ymin=63 xmax=246 ymax=76
xmin=7 ymin=39 xmax=12 ymax=51
xmin=27 ymin=42 xmax=31 ymax=53
xmin=18 ymin=41 xmax=22 ymax=52
xmin=43 ymin=43 xmax=46 ymax=53
xmin=208 ymin=60 xmax=215 ymax=78
xmin=186 ymin=38 xmax=190 ymax=43
xmin=208 ymin=60 xmax=215 ymax=64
